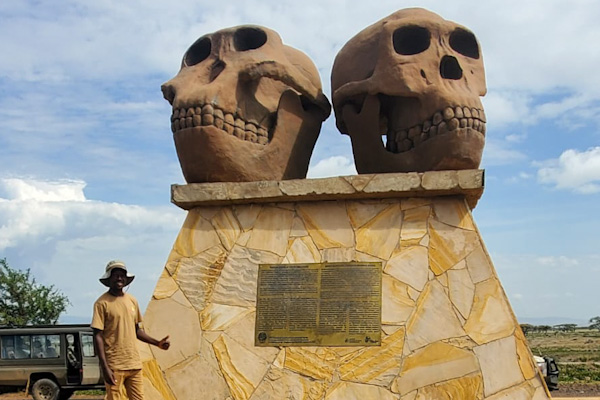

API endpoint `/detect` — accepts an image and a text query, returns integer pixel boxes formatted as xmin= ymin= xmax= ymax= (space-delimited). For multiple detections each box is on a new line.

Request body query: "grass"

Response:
xmin=526 ymin=328 xmax=600 ymax=382
xmin=74 ymin=389 xmax=105 ymax=395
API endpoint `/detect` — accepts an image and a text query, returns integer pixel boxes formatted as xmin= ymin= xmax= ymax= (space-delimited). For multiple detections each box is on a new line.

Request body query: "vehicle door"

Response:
xmin=79 ymin=332 xmax=103 ymax=385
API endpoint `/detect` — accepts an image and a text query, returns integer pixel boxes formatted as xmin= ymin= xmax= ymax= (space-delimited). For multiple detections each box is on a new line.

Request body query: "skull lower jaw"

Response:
xmin=351 ymin=126 xmax=484 ymax=173
xmin=174 ymin=125 xmax=278 ymax=183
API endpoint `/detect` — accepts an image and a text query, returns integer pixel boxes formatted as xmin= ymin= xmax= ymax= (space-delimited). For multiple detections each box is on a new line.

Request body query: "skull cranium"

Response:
xmin=331 ymin=8 xmax=487 ymax=173
xmin=162 ymin=25 xmax=330 ymax=183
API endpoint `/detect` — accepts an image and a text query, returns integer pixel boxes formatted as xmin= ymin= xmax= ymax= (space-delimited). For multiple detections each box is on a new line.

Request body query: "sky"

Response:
xmin=0 ymin=0 xmax=599 ymax=326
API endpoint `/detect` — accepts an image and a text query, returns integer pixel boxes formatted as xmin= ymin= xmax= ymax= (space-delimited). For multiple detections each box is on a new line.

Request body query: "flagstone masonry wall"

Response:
xmin=138 ymin=171 xmax=551 ymax=400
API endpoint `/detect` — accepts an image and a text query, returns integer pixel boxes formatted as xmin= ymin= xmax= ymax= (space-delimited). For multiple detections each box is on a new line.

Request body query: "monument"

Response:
xmin=138 ymin=10 xmax=552 ymax=400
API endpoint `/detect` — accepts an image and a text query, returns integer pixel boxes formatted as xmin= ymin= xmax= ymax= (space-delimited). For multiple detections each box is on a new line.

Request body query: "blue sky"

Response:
xmin=0 ymin=0 xmax=598 ymax=325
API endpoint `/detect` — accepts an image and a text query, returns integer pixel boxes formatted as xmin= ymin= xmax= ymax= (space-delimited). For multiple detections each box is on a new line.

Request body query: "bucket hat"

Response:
xmin=99 ymin=260 xmax=135 ymax=287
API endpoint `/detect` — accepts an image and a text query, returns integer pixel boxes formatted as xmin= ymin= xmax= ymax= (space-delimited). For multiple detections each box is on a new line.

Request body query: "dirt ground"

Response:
xmin=2 ymin=383 xmax=600 ymax=399
xmin=554 ymin=382 xmax=600 ymax=398
xmin=0 ymin=392 xmax=103 ymax=399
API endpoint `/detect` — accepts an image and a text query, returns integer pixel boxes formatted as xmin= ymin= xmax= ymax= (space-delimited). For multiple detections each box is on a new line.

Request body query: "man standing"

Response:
xmin=92 ymin=260 xmax=170 ymax=400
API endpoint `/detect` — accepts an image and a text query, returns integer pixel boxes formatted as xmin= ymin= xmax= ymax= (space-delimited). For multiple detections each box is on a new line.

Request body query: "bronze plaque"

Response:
xmin=255 ymin=262 xmax=382 ymax=347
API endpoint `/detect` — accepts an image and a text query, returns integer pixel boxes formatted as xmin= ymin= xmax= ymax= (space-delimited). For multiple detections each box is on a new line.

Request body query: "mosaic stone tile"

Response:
xmin=339 ymin=327 xmax=405 ymax=386
xmin=213 ymin=334 xmax=271 ymax=400
xmin=346 ymin=200 xmax=389 ymax=229
xmin=433 ymin=197 xmax=476 ymax=230
xmin=284 ymin=236 xmax=321 ymax=264
xmin=297 ymin=202 xmax=354 ymax=249
xmin=474 ymin=336 xmax=525 ymax=397
xmin=325 ymin=381 xmax=398 ymax=400
xmin=414 ymin=374 xmax=483 ymax=400
xmin=246 ymin=206 xmax=294 ymax=256
xmin=392 ymin=342 xmax=478 ymax=395
xmin=356 ymin=203 xmax=402 ymax=259
xmin=144 ymin=296 xmax=201 ymax=370
xmin=405 ymin=280 xmax=466 ymax=351
xmin=173 ymin=211 xmax=220 ymax=257
xmin=211 ymin=208 xmax=242 ymax=251
xmin=464 ymin=279 xmax=515 ymax=345
xmin=385 ymin=246 xmax=429 ymax=291
xmin=428 ymin=219 xmax=479 ymax=275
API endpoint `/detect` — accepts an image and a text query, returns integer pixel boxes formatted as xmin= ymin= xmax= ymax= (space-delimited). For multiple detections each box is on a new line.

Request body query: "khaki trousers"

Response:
xmin=105 ymin=369 xmax=144 ymax=400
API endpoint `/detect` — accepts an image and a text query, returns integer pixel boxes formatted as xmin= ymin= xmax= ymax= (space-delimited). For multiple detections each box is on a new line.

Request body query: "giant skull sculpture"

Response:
xmin=162 ymin=25 xmax=331 ymax=183
xmin=331 ymin=8 xmax=487 ymax=173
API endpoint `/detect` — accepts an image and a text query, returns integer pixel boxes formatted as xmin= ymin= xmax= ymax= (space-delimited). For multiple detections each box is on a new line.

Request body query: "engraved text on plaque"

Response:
xmin=255 ymin=262 xmax=382 ymax=346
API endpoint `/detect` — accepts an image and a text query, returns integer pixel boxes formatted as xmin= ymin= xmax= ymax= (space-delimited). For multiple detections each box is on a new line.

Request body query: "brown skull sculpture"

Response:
xmin=162 ymin=25 xmax=331 ymax=183
xmin=331 ymin=8 xmax=487 ymax=173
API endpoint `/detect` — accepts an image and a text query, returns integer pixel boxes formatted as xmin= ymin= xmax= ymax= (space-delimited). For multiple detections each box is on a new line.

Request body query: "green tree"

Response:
xmin=0 ymin=258 xmax=70 ymax=325
xmin=554 ymin=323 xmax=577 ymax=332
xmin=537 ymin=325 xmax=552 ymax=334
xmin=520 ymin=323 xmax=534 ymax=335
xmin=589 ymin=316 xmax=600 ymax=331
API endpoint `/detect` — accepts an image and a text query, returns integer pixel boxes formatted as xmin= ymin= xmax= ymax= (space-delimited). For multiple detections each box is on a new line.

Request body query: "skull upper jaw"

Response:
xmin=174 ymin=90 xmax=324 ymax=183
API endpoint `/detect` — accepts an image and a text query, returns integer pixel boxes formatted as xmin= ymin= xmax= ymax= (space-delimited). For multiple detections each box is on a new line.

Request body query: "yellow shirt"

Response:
xmin=91 ymin=292 xmax=142 ymax=370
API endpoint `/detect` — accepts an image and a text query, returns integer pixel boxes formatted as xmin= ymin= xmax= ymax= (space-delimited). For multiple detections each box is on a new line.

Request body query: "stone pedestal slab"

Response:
xmin=140 ymin=171 xmax=550 ymax=400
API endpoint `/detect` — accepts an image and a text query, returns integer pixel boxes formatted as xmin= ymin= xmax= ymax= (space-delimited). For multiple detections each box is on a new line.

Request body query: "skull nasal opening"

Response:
xmin=440 ymin=55 xmax=463 ymax=80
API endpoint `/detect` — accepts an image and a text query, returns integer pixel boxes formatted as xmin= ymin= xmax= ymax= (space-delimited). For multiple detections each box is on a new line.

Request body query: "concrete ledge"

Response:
xmin=171 ymin=169 xmax=484 ymax=210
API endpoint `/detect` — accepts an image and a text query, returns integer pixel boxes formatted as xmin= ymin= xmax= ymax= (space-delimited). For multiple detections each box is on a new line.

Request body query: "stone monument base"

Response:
xmin=138 ymin=170 xmax=550 ymax=400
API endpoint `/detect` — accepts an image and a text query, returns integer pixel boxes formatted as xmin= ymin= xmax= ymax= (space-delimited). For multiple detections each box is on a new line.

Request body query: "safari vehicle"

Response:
xmin=534 ymin=355 xmax=559 ymax=391
xmin=0 ymin=324 xmax=104 ymax=400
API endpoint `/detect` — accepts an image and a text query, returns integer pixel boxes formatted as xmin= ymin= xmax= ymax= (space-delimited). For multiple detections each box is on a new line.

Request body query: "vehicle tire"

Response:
xmin=31 ymin=378 xmax=60 ymax=400
xmin=58 ymin=388 xmax=75 ymax=400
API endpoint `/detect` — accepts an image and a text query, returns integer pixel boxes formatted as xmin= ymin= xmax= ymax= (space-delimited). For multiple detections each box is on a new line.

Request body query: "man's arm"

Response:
xmin=93 ymin=329 xmax=116 ymax=385
xmin=136 ymin=326 xmax=170 ymax=350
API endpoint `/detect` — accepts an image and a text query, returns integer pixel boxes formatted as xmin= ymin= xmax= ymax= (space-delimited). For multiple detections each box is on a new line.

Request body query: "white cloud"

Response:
xmin=504 ymin=171 xmax=533 ymax=184
xmin=535 ymin=256 xmax=580 ymax=268
xmin=481 ymin=91 xmax=532 ymax=127
xmin=307 ymin=156 xmax=357 ymax=178
xmin=0 ymin=178 xmax=185 ymax=318
xmin=506 ymin=134 xmax=527 ymax=143
xmin=0 ymin=178 xmax=182 ymax=250
xmin=481 ymin=138 xmax=527 ymax=167
xmin=1 ymin=178 xmax=86 ymax=201
xmin=518 ymin=172 xmax=532 ymax=179
xmin=537 ymin=147 xmax=600 ymax=193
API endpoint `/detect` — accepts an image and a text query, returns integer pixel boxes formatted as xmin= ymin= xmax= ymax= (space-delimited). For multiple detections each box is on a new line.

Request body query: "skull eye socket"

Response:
xmin=234 ymin=27 xmax=267 ymax=51
xmin=393 ymin=25 xmax=430 ymax=55
xmin=184 ymin=37 xmax=211 ymax=67
xmin=449 ymin=28 xmax=480 ymax=59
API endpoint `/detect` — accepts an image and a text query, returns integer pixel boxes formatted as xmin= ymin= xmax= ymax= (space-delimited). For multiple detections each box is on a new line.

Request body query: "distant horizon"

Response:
xmin=56 ymin=312 xmax=594 ymax=329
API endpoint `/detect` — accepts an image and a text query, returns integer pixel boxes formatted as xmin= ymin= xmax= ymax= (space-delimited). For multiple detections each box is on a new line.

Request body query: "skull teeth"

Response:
xmin=171 ymin=104 xmax=269 ymax=145
xmin=385 ymin=106 xmax=486 ymax=154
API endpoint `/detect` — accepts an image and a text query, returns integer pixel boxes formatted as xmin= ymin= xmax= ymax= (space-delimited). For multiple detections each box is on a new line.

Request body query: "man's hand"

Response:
xmin=103 ymin=366 xmax=116 ymax=386
xmin=157 ymin=335 xmax=170 ymax=350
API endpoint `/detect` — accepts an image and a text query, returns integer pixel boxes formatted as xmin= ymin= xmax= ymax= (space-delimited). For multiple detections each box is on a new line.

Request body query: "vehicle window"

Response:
xmin=31 ymin=334 xmax=60 ymax=358
xmin=1 ymin=336 xmax=16 ymax=359
xmin=1 ymin=334 xmax=62 ymax=359
xmin=45 ymin=334 xmax=60 ymax=358
xmin=32 ymin=335 xmax=45 ymax=358
xmin=15 ymin=335 xmax=31 ymax=359
xmin=81 ymin=334 xmax=95 ymax=357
